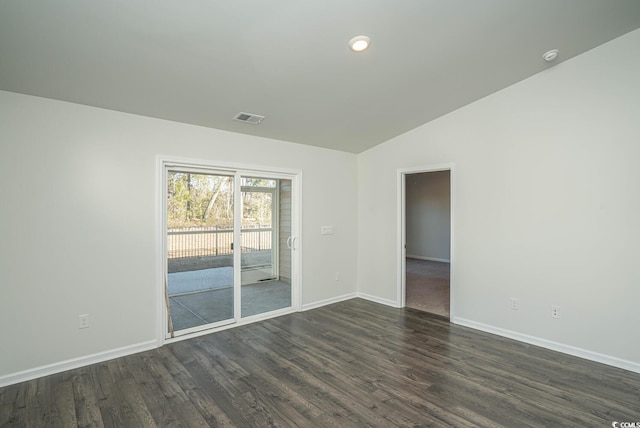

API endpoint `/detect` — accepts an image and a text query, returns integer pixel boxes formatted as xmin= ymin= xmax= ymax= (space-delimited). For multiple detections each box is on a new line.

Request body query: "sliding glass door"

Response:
xmin=165 ymin=170 xmax=235 ymax=335
xmin=163 ymin=165 xmax=297 ymax=338
xmin=240 ymin=176 xmax=292 ymax=318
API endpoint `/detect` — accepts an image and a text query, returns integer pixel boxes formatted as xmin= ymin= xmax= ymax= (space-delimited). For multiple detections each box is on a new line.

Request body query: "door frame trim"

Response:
xmin=397 ymin=163 xmax=455 ymax=318
xmin=156 ymin=155 xmax=302 ymax=346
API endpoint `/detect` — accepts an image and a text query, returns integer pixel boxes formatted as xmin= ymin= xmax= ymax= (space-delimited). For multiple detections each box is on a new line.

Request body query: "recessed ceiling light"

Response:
xmin=542 ymin=49 xmax=559 ymax=62
xmin=349 ymin=35 xmax=371 ymax=52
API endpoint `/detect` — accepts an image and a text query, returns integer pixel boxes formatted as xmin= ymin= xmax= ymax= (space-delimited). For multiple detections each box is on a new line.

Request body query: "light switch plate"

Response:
xmin=321 ymin=226 xmax=334 ymax=235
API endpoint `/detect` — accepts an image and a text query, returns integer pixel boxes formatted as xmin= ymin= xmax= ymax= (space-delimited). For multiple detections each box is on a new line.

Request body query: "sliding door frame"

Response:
xmin=156 ymin=156 xmax=302 ymax=346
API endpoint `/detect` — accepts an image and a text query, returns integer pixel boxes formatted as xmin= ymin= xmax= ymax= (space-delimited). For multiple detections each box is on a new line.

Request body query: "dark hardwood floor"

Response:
xmin=2 ymin=298 xmax=639 ymax=427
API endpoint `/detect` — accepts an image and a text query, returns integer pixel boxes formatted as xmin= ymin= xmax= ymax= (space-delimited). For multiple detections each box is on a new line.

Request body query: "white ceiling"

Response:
xmin=1 ymin=1 xmax=639 ymax=153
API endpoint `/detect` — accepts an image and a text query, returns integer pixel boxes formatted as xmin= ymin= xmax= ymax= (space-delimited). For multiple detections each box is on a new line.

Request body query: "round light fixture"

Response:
xmin=349 ymin=35 xmax=371 ymax=52
xmin=542 ymin=49 xmax=559 ymax=62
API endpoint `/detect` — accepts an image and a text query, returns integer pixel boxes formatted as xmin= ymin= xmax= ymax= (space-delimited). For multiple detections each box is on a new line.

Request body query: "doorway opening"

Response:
xmin=160 ymin=160 xmax=300 ymax=340
xmin=399 ymin=165 xmax=453 ymax=319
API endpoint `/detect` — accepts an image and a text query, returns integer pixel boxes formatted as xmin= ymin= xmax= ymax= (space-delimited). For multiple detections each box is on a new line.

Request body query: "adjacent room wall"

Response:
xmin=358 ymin=29 xmax=640 ymax=369
xmin=406 ymin=171 xmax=451 ymax=262
xmin=0 ymin=91 xmax=358 ymax=381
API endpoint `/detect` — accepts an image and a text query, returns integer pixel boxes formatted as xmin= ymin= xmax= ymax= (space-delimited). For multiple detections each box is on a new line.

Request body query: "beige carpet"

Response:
xmin=406 ymin=258 xmax=450 ymax=318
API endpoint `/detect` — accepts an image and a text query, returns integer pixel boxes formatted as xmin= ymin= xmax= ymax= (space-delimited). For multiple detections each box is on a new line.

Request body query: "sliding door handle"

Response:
xmin=286 ymin=236 xmax=292 ymax=249
xmin=291 ymin=236 xmax=297 ymax=251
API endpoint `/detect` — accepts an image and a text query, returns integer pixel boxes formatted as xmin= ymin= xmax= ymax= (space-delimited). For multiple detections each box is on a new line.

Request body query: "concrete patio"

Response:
xmin=168 ymin=280 xmax=292 ymax=331
xmin=167 ymin=251 xmax=291 ymax=332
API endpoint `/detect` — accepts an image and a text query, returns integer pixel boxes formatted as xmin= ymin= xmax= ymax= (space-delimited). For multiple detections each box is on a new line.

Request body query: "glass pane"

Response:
xmin=240 ymin=188 xmax=274 ymax=284
xmin=241 ymin=177 xmax=276 ymax=188
xmin=241 ymin=178 xmax=292 ymax=317
xmin=166 ymin=171 xmax=234 ymax=334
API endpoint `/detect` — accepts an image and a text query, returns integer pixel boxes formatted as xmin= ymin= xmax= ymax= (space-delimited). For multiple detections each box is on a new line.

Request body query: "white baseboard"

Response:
xmin=302 ymin=292 xmax=398 ymax=311
xmin=356 ymin=292 xmax=398 ymax=308
xmin=11 ymin=303 xmax=635 ymax=390
xmin=0 ymin=340 xmax=159 ymax=388
xmin=452 ymin=317 xmax=640 ymax=375
xmin=301 ymin=292 xmax=358 ymax=311
xmin=406 ymin=255 xmax=450 ymax=263
xmin=3 ymin=293 xmax=361 ymax=387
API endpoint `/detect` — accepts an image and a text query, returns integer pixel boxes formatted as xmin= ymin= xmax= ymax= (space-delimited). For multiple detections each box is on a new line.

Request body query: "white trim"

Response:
xmin=233 ymin=171 xmax=242 ymax=323
xmin=302 ymin=293 xmax=397 ymax=312
xmin=156 ymin=158 xmax=168 ymax=345
xmin=0 ymin=340 xmax=158 ymax=388
xmin=165 ymin=307 xmax=298 ymax=344
xmin=169 ymin=317 xmax=236 ymax=339
xmin=357 ymin=292 xmax=399 ymax=308
xmin=291 ymin=173 xmax=303 ymax=313
xmin=7 ymin=300 xmax=636 ymax=388
xmin=406 ymin=255 xmax=450 ymax=263
xmin=301 ymin=292 xmax=358 ymax=311
xmin=452 ymin=317 xmax=640 ymax=375
xmin=158 ymin=155 xmax=303 ymax=178
xmin=272 ymin=182 xmax=280 ymax=281
xmin=398 ymin=164 xmax=455 ymax=317
xmin=397 ymin=172 xmax=405 ymax=307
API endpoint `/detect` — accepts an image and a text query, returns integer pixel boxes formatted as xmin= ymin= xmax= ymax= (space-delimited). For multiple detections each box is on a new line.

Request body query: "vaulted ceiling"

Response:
xmin=1 ymin=1 xmax=639 ymax=153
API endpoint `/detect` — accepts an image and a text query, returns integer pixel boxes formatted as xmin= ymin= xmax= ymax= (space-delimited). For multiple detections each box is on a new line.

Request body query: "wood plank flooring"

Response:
xmin=2 ymin=298 xmax=639 ymax=427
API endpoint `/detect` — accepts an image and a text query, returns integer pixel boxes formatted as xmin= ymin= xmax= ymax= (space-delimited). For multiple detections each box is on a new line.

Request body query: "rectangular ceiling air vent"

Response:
xmin=233 ymin=112 xmax=265 ymax=125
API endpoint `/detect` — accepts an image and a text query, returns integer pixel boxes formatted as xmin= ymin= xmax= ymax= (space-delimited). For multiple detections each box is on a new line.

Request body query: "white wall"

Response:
xmin=3 ymin=29 xmax=639 ymax=385
xmin=406 ymin=171 xmax=451 ymax=261
xmin=358 ymin=30 xmax=640 ymax=368
xmin=0 ymin=91 xmax=358 ymax=379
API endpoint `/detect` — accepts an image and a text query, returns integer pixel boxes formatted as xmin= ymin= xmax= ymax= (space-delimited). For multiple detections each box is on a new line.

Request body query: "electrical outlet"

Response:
xmin=79 ymin=314 xmax=90 ymax=329
xmin=335 ymin=272 xmax=340 ymax=281
xmin=551 ymin=305 xmax=560 ymax=319
xmin=509 ymin=297 xmax=519 ymax=310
